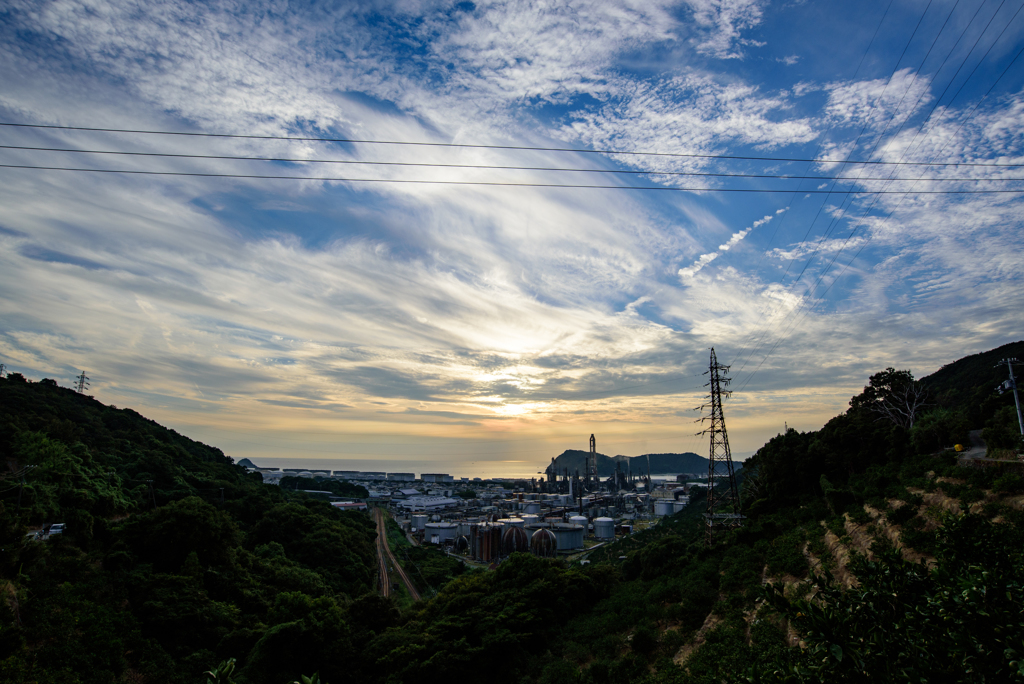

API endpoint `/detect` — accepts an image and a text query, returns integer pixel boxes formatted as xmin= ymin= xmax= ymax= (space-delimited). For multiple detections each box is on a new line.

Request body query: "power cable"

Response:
xmin=737 ymin=0 xmax=898 ymax=355
xmin=2 ymin=121 xmax=1022 ymax=167
xmin=733 ymin=0 xmax=949 ymax=375
xmin=2 ymin=144 xmax=1021 ymax=180
xmin=2 ymin=163 xmax=1021 ymax=192
xmin=735 ymin=19 xmax=1024 ymax=393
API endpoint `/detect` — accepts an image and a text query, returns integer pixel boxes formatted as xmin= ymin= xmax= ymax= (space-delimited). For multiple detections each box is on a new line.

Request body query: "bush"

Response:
xmin=993 ymin=472 xmax=1024 ymax=495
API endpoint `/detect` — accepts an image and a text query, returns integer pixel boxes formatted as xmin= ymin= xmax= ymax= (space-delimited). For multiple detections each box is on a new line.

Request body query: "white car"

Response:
xmin=47 ymin=523 xmax=65 ymax=537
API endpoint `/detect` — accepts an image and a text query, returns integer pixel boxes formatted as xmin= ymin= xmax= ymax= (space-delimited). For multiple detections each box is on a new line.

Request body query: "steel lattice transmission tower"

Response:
xmin=75 ymin=371 xmax=90 ymax=394
xmin=699 ymin=348 xmax=743 ymax=544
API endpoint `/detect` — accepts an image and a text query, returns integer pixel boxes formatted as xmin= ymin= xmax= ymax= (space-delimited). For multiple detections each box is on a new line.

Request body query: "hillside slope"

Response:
xmin=0 ymin=374 xmax=379 ymax=684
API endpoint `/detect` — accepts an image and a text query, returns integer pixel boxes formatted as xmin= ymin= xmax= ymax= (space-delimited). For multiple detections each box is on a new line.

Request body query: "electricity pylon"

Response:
xmin=75 ymin=371 xmax=90 ymax=393
xmin=698 ymin=348 xmax=743 ymax=544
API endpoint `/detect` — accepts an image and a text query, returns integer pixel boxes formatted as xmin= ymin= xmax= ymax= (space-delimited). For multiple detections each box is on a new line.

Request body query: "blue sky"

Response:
xmin=1 ymin=0 xmax=1023 ymax=477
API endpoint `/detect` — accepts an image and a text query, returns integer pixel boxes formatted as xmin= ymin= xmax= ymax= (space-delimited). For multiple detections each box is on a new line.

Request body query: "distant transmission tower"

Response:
xmin=589 ymin=434 xmax=597 ymax=489
xmin=75 ymin=371 xmax=90 ymax=393
xmin=698 ymin=348 xmax=743 ymax=544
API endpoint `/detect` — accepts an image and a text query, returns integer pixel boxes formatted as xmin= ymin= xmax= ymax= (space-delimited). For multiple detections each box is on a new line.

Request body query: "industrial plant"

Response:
xmin=242 ymin=433 xmax=699 ymax=564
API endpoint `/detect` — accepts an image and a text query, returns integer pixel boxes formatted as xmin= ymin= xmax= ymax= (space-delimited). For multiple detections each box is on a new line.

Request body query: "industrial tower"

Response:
xmin=589 ymin=434 xmax=597 ymax=489
xmin=699 ymin=348 xmax=742 ymax=544
xmin=75 ymin=371 xmax=90 ymax=394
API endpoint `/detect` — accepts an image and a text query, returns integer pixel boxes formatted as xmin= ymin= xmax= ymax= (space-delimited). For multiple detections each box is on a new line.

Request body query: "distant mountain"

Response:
xmin=547 ymin=449 xmax=716 ymax=477
xmin=237 ymin=457 xmax=257 ymax=468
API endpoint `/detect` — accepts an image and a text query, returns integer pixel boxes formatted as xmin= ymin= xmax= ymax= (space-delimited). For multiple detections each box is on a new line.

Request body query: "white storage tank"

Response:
xmin=593 ymin=517 xmax=615 ymax=540
xmin=412 ymin=514 xmax=428 ymax=530
xmin=521 ymin=514 xmax=539 ymax=525
xmin=498 ymin=517 xmax=525 ymax=528
xmin=550 ymin=523 xmax=585 ymax=551
xmin=525 ymin=502 xmax=541 ymax=515
xmin=653 ymin=500 xmax=675 ymax=517
xmin=672 ymin=500 xmax=689 ymax=514
xmin=569 ymin=515 xmax=588 ymax=531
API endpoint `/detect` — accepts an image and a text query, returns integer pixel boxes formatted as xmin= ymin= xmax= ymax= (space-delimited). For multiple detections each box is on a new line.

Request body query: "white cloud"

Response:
xmin=679 ymin=211 xmax=780 ymax=280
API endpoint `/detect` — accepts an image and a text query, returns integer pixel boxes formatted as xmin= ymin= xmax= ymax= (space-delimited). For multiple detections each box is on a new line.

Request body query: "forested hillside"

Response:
xmin=0 ymin=374 xmax=380 ymax=683
xmin=552 ymin=450 xmax=709 ymax=476
xmin=2 ymin=341 xmax=1023 ymax=683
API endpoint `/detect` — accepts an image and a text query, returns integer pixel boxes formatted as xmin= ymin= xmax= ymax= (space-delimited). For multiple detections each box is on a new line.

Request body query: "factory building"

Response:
xmin=398 ymin=495 xmax=460 ymax=512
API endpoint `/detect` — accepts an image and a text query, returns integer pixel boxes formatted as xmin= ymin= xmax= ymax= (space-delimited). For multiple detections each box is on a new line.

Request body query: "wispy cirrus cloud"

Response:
xmin=0 ymin=0 xmax=1022 ymax=473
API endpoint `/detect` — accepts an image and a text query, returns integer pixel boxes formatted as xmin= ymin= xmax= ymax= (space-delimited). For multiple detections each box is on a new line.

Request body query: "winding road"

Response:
xmin=374 ymin=507 xmax=421 ymax=601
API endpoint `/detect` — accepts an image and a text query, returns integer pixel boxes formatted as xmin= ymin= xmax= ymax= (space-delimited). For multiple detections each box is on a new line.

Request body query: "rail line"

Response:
xmin=374 ymin=507 xmax=421 ymax=602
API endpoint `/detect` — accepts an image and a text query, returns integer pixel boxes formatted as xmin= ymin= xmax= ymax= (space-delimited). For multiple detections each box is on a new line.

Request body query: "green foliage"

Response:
xmin=204 ymin=658 xmax=237 ymax=684
xmin=761 ymin=514 xmax=1024 ymax=682
xmin=910 ymin=407 xmax=970 ymax=454
xmin=0 ymin=377 xmax=378 ymax=684
xmin=984 ymin=405 xmax=1024 ymax=454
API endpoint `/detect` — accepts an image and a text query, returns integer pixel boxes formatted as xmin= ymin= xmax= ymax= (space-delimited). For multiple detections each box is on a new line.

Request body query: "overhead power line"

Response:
xmin=1 ymin=121 xmax=1022 ymax=168
xmin=3 ymin=163 xmax=1024 ymax=193
xmin=3 ymin=145 xmax=1022 ymax=180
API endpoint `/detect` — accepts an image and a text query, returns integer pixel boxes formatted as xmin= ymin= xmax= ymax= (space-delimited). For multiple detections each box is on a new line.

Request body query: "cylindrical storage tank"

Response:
xmin=672 ymin=501 xmax=688 ymax=514
xmin=454 ymin=535 xmax=470 ymax=553
xmin=653 ymin=500 xmax=674 ymax=517
xmin=550 ymin=523 xmax=585 ymax=551
xmin=530 ymin=528 xmax=557 ymax=558
xmin=412 ymin=514 xmax=428 ymax=531
xmin=593 ymin=517 xmax=615 ymax=540
xmin=524 ymin=502 xmax=541 ymax=515
xmin=569 ymin=515 xmax=588 ymax=530
xmin=521 ymin=514 xmax=539 ymax=525
xmin=457 ymin=521 xmax=474 ymax=537
xmin=498 ymin=517 xmax=525 ymax=528
xmin=502 ymin=526 xmax=530 ymax=556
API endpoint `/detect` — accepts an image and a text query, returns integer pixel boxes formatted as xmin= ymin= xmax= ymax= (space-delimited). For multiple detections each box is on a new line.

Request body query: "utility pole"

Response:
xmin=698 ymin=347 xmax=743 ymax=545
xmin=0 ymin=364 xmax=5 ymax=378
xmin=997 ymin=358 xmax=1024 ymax=437
xmin=75 ymin=371 xmax=90 ymax=394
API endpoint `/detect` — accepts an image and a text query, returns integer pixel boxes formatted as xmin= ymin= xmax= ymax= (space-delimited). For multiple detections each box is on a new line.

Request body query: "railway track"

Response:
xmin=374 ymin=508 xmax=421 ymax=601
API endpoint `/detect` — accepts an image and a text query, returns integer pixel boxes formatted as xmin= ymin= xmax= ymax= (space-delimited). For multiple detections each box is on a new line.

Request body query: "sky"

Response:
xmin=1 ymin=0 xmax=1023 ymax=478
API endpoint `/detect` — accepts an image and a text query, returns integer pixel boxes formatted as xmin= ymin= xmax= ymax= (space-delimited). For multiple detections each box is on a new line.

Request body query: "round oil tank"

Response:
xmin=502 ymin=526 xmax=530 ymax=555
xmin=593 ymin=517 xmax=615 ymax=540
xmin=569 ymin=515 xmax=588 ymax=529
xmin=550 ymin=523 xmax=585 ymax=551
xmin=653 ymin=500 xmax=674 ymax=517
xmin=454 ymin=535 xmax=470 ymax=553
xmin=671 ymin=501 xmax=688 ymax=514
xmin=530 ymin=528 xmax=557 ymax=557
xmin=521 ymin=514 xmax=539 ymax=524
xmin=498 ymin=518 xmax=525 ymax=528
xmin=411 ymin=514 xmax=428 ymax=531
xmin=524 ymin=502 xmax=541 ymax=515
